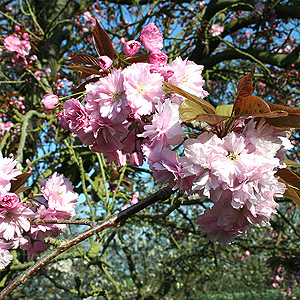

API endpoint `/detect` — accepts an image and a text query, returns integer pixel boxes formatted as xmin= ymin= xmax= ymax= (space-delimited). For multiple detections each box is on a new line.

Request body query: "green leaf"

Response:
xmin=164 ymin=81 xmax=216 ymax=114
xmin=179 ymin=99 xmax=206 ymax=121
xmin=216 ymin=104 xmax=233 ymax=117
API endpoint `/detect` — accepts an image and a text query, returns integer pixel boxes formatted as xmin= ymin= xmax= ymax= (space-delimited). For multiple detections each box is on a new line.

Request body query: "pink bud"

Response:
xmin=98 ymin=55 xmax=113 ymax=70
xmin=123 ymin=40 xmax=141 ymax=56
xmin=42 ymin=94 xmax=60 ymax=111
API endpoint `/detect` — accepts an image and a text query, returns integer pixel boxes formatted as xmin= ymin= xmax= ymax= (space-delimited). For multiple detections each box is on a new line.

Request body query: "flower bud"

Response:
xmin=123 ymin=40 xmax=141 ymax=56
xmin=98 ymin=55 xmax=113 ymax=70
xmin=42 ymin=94 xmax=60 ymax=111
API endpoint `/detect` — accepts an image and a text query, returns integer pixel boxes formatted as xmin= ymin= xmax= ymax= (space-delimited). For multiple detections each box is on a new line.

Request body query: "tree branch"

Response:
xmin=0 ymin=186 xmax=175 ymax=299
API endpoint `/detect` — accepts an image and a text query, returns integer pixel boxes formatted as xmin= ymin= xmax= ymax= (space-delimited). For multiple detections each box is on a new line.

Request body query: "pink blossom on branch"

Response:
xmin=40 ymin=172 xmax=79 ymax=218
xmin=123 ymin=63 xmax=164 ymax=119
xmin=139 ymin=23 xmax=164 ymax=52
xmin=42 ymin=94 xmax=60 ymax=111
xmin=98 ymin=55 xmax=113 ymax=70
xmin=209 ymin=24 xmax=224 ymax=36
xmin=0 ymin=152 xmax=21 ymax=191
xmin=4 ymin=35 xmax=31 ymax=57
xmin=123 ymin=40 xmax=142 ymax=56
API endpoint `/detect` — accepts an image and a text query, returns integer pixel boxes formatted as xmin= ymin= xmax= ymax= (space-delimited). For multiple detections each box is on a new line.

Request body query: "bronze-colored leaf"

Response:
xmin=233 ymin=95 xmax=270 ymax=116
xmin=70 ymin=53 xmax=99 ymax=66
xmin=10 ymin=173 xmax=34 ymax=193
xmin=164 ymin=81 xmax=216 ymax=114
xmin=276 ymin=168 xmax=300 ymax=190
xmin=265 ymin=115 xmax=300 ymax=129
xmin=195 ymin=113 xmax=230 ymax=125
xmin=124 ymin=56 xmax=148 ymax=64
xmin=14 ymin=186 xmax=31 ymax=195
xmin=285 ymin=158 xmax=300 ymax=168
xmin=92 ymin=19 xmax=114 ymax=59
xmin=110 ymin=170 xmax=120 ymax=182
xmin=269 ymin=103 xmax=300 ymax=116
xmin=233 ymin=65 xmax=256 ymax=114
xmin=121 ymin=177 xmax=133 ymax=193
xmin=279 ymin=178 xmax=300 ymax=208
xmin=74 ymin=77 xmax=102 ymax=93
xmin=67 ymin=65 xmax=102 ymax=76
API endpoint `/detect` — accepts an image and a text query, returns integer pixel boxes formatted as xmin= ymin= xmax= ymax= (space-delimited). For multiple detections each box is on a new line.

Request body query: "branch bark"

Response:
xmin=0 ymin=186 xmax=174 ymax=299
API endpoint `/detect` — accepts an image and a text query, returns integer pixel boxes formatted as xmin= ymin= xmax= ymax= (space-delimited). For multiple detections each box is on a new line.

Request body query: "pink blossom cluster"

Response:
xmin=0 ymin=152 xmax=79 ymax=269
xmin=58 ymin=23 xmax=207 ymax=166
xmin=149 ymin=118 xmax=291 ymax=244
xmin=209 ymin=24 xmax=224 ymax=36
xmin=3 ymin=33 xmax=31 ymax=66
xmin=56 ymin=23 xmax=292 ymax=245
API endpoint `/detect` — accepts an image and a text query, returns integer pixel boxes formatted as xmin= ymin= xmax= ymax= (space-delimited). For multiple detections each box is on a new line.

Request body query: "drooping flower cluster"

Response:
xmin=149 ymin=118 xmax=292 ymax=244
xmin=58 ymin=23 xmax=207 ymax=165
xmin=54 ymin=22 xmax=293 ymax=246
xmin=0 ymin=152 xmax=79 ymax=268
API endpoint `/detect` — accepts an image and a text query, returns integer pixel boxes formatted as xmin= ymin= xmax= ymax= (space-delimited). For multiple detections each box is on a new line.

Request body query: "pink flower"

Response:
xmin=85 ymin=69 xmax=129 ymax=123
xmin=180 ymin=118 xmax=289 ymax=244
xmin=42 ymin=94 xmax=60 ymax=111
xmin=148 ymin=51 xmax=168 ymax=66
xmin=98 ymin=55 xmax=113 ymax=70
xmin=0 ymin=152 xmax=22 ymax=191
xmin=123 ymin=40 xmax=141 ymax=56
xmin=168 ymin=57 xmax=209 ymax=100
xmin=209 ymin=24 xmax=224 ymax=36
xmin=41 ymin=172 xmax=79 ymax=218
xmin=83 ymin=11 xmax=96 ymax=27
xmin=123 ymin=63 xmax=164 ymax=119
xmin=59 ymin=98 xmax=94 ymax=145
xmin=139 ymin=23 xmax=164 ymax=52
xmin=0 ymin=120 xmax=13 ymax=136
xmin=139 ymin=100 xmax=184 ymax=148
xmin=0 ymin=192 xmax=20 ymax=208
xmin=144 ymin=145 xmax=182 ymax=189
xmin=130 ymin=192 xmax=139 ymax=206
xmin=4 ymin=35 xmax=31 ymax=57
xmin=0 ymin=241 xmax=13 ymax=270
xmin=0 ymin=201 xmax=35 ymax=240
xmin=121 ymin=204 xmax=129 ymax=211
xmin=30 ymin=205 xmax=71 ymax=240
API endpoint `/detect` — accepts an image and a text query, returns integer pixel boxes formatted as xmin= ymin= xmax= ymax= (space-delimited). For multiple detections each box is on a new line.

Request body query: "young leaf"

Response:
xmin=233 ymin=95 xmax=270 ymax=116
xmin=70 ymin=53 xmax=99 ymax=66
xmin=269 ymin=103 xmax=300 ymax=116
xmin=279 ymin=178 xmax=300 ymax=208
xmin=164 ymin=81 xmax=216 ymax=114
xmin=265 ymin=115 xmax=300 ymax=129
xmin=67 ymin=65 xmax=102 ymax=76
xmin=284 ymin=158 xmax=300 ymax=168
xmin=276 ymin=168 xmax=300 ymax=191
xmin=124 ymin=56 xmax=148 ymax=64
xmin=10 ymin=173 xmax=34 ymax=193
xmin=216 ymin=105 xmax=233 ymax=117
xmin=92 ymin=19 xmax=114 ymax=59
xmin=233 ymin=66 xmax=256 ymax=115
xmin=179 ymin=99 xmax=206 ymax=121
xmin=195 ymin=114 xmax=230 ymax=125
xmin=236 ymin=67 xmax=255 ymax=98
xmin=74 ymin=77 xmax=102 ymax=93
